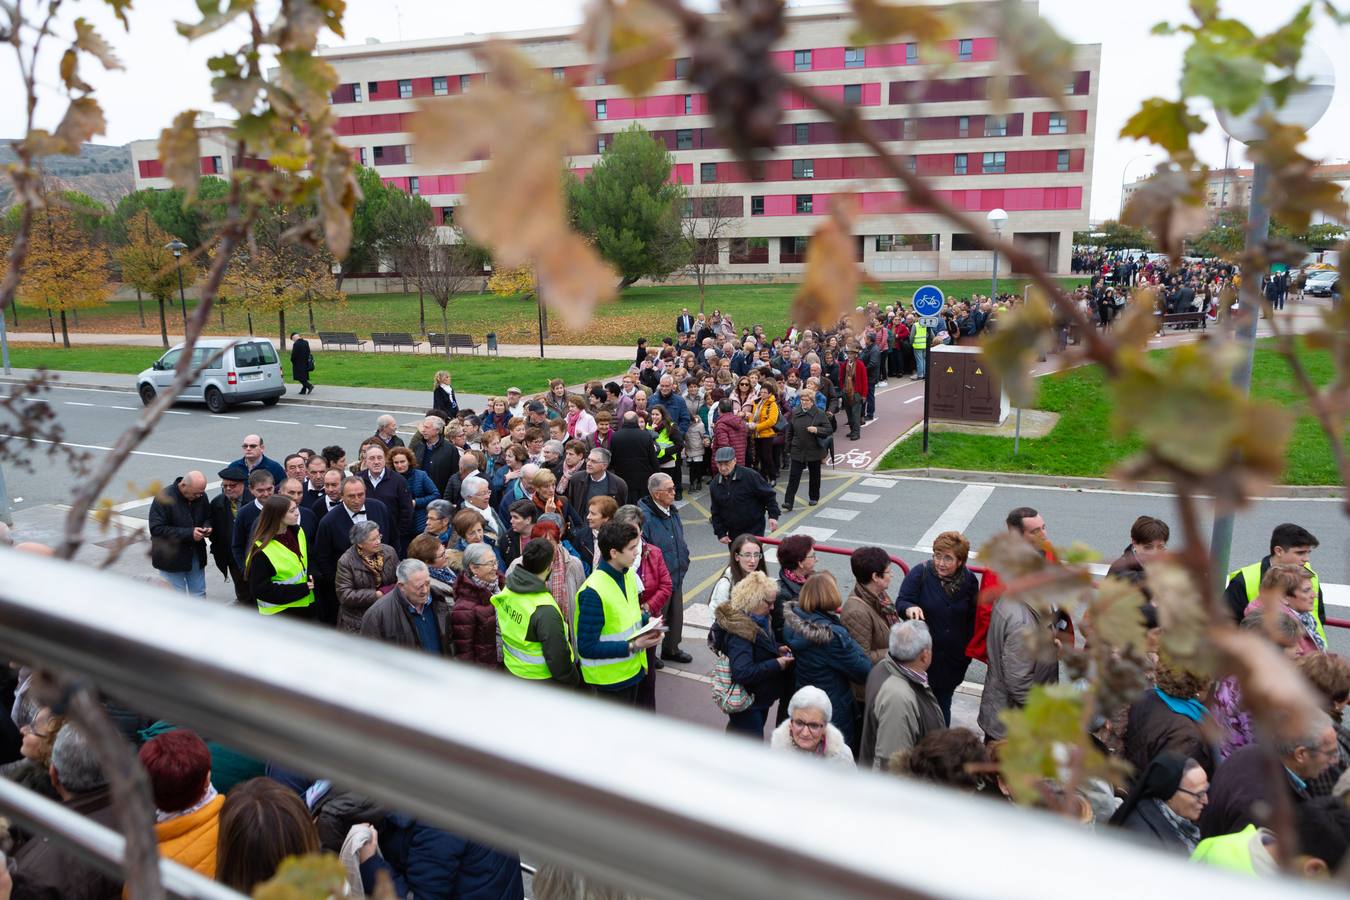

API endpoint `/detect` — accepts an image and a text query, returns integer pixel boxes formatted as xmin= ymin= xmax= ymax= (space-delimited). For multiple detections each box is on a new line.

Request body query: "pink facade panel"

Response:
xmin=758 ymin=185 xmax=1080 ymax=215
xmin=762 ymin=195 xmax=795 ymax=216
xmin=862 ymin=83 xmax=881 ymax=105
xmin=770 ymin=50 xmax=795 ymax=72
xmin=867 ymin=43 xmax=909 ymax=67
xmin=813 ymin=47 xmax=847 ymax=70
xmin=671 ymin=163 xmax=694 ymax=185
xmin=971 ymin=38 xmax=998 ymax=61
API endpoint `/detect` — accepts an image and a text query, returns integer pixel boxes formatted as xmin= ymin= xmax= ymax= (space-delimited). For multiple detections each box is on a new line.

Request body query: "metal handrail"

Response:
xmin=0 ymin=550 xmax=1332 ymax=899
xmin=0 ymin=777 xmax=242 ymax=899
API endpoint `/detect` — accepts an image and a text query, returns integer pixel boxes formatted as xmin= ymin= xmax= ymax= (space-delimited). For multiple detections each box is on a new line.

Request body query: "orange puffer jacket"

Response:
xmin=155 ymin=793 xmax=224 ymax=880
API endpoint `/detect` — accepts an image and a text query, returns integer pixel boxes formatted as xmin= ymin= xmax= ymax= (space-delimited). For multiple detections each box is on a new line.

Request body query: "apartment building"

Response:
xmin=135 ymin=2 xmax=1100 ymax=280
xmin=128 ymin=114 xmax=270 ymax=190
xmin=1123 ymin=163 xmax=1350 ymax=225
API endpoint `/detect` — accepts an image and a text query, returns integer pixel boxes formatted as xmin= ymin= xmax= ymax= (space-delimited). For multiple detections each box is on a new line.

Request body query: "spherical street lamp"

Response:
xmin=987 ymin=207 xmax=1008 ymax=299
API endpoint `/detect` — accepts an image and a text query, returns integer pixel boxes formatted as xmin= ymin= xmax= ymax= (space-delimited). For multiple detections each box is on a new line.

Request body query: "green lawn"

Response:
xmin=22 ymin=276 xmax=1087 ymax=347
xmin=6 ymin=344 xmax=625 ymax=395
xmin=878 ymin=341 xmax=1349 ymax=486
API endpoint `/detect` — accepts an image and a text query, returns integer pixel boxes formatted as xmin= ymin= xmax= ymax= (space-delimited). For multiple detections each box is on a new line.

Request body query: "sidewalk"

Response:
xmin=2 ymin=331 xmax=635 ymax=361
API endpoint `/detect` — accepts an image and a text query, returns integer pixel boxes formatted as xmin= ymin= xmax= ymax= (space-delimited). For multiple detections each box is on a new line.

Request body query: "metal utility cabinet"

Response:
xmin=929 ymin=345 xmax=1008 ymax=424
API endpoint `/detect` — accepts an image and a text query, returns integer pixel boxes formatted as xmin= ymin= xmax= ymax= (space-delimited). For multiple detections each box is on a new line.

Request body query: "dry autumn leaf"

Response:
xmin=790 ymin=202 xmax=863 ymax=331
xmin=1121 ymin=168 xmax=1208 ymax=266
xmin=582 ymin=0 xmax=679 ymax=97
xmin=158 ymin=109 xmax=202 ymax=195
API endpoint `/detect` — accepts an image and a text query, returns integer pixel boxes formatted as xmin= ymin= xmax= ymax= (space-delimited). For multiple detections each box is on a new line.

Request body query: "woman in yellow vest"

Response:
xmin=245 ymin=495 xmax=316 ymax=618
xmin=573 ymin=521 xmax=664 ymax=703
xmin=492 ymin=538 xmax=580 ymax=685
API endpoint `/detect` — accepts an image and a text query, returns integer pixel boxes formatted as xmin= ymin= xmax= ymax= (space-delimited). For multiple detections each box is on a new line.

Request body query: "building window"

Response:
xmin=460 ymin=74 xmax=472 ymax=92
xmin=954 ymin=153 xmax=967 ymax=175
xmin=684 ymin=94 xmax=693 ymax=114
xmin=986 ymin=115 xmax=1007 ymax=137
xmin=409 ymin=176 xmax=419 ymax=195
xmin=876 ymin=235 xmax=896 ymax=252
xmin=682 ymin=198 xmax=694 ymax=218
xmin=794 ymin=123 xmax=809 ymax=144
xmin=432 ymin=76 xmax=447 ymax=96
xmin=795 ymin=194 xmax=813 ymax=214
xmin=794 ymin=49 xmax=812 ymax=71
xmin=675 ymin=57 xmax=691 ymax=79
xmin=398 ymin=79 xmax=412 ymax=99
xmin=958 ymin=38 xmax=973 ymax=61
xmin=353 ymin=83 xmax=362 ymax=102
xmin=676 ymin=129 xmax=693 ymax=150
xmin=701 ymin=162 xmax=717 ymax=183
xmin=1065 ymin=77 xmax=1078 ymax=95
xmin=957 ymin=116 xmax=969 ymax=138
xmin=751 ymin=196 xmax=764 ymax=216
xmin=906 ymin=43 xmax=918 ymax=65
xmin=368 ymin=81 xmax=379 ymax=96
xmin=982 ymin=151 xmax=1006 ymax=174
xmin=358 ymin=147 xmax=367 ymax=166
xmin=792 ymin=158 xmax=814 ymax=179
xmin=553 ymin=67 xmax=565 ymax=81
xmin=1057 ymin=149 xmax=1070 ymax=172
xmin=442 ymin=206 xmax=454 ymax=223
xmin=843 ymin=84 xmax=862 ymax=105
xmin=208 ymin=156 xmax=222 ymax=173
xmin=905 ymin=156 xmax=916 ymax=173
xmin=1048 ymin=113 xmax=1068 ymax=135
xmin=595 ymin=70 xmax=606 ymax=85
xmin=903 ymin=119 xmax=917 ymax=140
xmin=373 ymin=146 xmax=384 ymax=161
xmin=597 ymin=135 xmax=607 ymax=153
xmin=596 ymin=100 xmax=607 ymax=120
xmin=844 ymin=47 xmax=865 ymax=68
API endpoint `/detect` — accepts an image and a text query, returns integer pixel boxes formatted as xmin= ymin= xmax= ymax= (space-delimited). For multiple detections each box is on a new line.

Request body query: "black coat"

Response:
xmin=894 ymin=561 xmax=977 ymax=701
xmin=784 ymin=405 xmax=833 ymax=463
xmin=1199 ymin=743 xmax=1309 ymax=839
xmin=609 ymin=423 xmax=659 ymax=501
xmin=314 ymin=498 xmax=393 ymax=579
xmin=708 ymin=465 xmax=780 ymax=541
xmin=207 ymin=491 xmax=241 ymax=575
xmin=290 ymin=338 xmax=314 ymax=375
xmin=433 ymin=384 xmax=459 ymax=420
xmin=1117 ymin=800 xmax=1195 ymax=853
xmin=362 ymin=470 xmax=413 ymax=549
xmin=148 ymin=478 xmax=208 ymax=573
xmin=414 ymin=438 xmax=460 ymax=495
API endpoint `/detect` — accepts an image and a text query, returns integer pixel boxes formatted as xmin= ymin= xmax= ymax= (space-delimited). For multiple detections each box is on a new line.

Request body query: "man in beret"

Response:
xmin=208 ymin=466 xmax=250 ymax=605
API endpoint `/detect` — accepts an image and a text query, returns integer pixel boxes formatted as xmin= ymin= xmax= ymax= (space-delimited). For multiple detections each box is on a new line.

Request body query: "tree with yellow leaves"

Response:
xmin=114 ymin=211 xmax=196 ymax=349
xmin=19 ymin=205 xmax=112 ymax=348
xmin=221 ymin=235 xmax=342 ymax=349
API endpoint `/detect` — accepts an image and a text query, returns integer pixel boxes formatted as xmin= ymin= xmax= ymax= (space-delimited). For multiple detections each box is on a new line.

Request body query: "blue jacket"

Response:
xmin=651 ymin=390 xmax=692 ymax=433
xmin=359 ymin=813 xmax=524 ymax=900
xmin=895 ymin=561 xmax=978 ymax=698
xmin=783 ymin=602 xmax=873 ymax=745
xmin=229 ymin=453 xmax=286 ymax=485
xmin=401 ymin=467 xmax=439 ymax=535
xmin=711 ymin=608 xmax=784 ymax=711
xmin=638 ymin=497 xmax=689 ymax=586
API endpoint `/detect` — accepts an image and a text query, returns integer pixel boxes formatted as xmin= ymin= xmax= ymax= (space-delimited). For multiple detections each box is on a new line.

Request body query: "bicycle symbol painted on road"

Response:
xmin=830 ymin=448 xmax=873 ymax=468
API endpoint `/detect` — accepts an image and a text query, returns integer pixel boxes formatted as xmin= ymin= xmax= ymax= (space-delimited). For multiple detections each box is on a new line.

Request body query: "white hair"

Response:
xmin=396 ymin=558 xmax=429 ymax=584
xmin=888 ymin=620 xmax=932 ymax=662
xmin=787 ymin=685 xmax=832 ymax=721
xmin=461 ymin=475 xmax=489 ymax=499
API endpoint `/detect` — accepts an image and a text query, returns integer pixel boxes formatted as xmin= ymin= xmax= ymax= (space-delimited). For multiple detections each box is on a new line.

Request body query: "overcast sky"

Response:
xmin=3 ymin=0 xmax=1347 ymax=221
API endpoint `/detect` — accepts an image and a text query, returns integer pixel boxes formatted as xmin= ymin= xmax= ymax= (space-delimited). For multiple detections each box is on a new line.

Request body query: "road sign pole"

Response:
xmin=921 ymin=342 xmax=932 ymax=455
xmin=911 ymin=286 xmax=945 ymax=459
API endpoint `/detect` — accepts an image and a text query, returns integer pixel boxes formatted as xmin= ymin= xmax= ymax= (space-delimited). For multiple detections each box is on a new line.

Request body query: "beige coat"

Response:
xmin=841 ymin=586 xmax=894 ymax=700
xmin=335 ymin=543 xmax=399 ymax=633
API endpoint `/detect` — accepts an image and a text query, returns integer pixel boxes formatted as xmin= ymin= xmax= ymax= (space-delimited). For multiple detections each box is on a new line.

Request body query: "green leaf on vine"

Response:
xmin=158 ymin=110 xmax=202 ymax=195
xmin=848 ymin=0 xmax=949 ymax=46
xmin=251 ymin=853 xmax=347 ymax=899
xmin=1181 ymin=29 xmax=1265 ymax=116
xmin=1088 ymin=579 xmax=1149 ymax=657
xmin=978 ymin=287 xmax=1053 ymax=406
xmin=1119 ymin=97 xmax=1206 ymax=156
xmin=999 ymin=685 xmax=1110 ymax=806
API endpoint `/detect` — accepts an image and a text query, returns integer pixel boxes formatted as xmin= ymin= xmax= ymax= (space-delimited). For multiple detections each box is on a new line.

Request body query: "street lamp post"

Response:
xmin=1118 ymin=152 xmax=1159 ymax=221
xmin=987 ymin=208 xmax=1008 ymax=299
xmin=1207 ymin=45 xmax=1334 ymax=595
xmin=166 ymin=240 xmax=188 ymax=331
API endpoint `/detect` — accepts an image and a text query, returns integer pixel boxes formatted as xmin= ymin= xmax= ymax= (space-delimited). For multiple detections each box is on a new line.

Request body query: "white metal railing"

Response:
xmin=0 ymin=549 xmax=1337 ymax=900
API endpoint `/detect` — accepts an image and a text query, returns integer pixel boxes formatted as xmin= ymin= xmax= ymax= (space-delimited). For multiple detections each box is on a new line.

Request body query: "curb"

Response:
xmin=875 ymin=465 xmax=1345 ymax=499
xmin=0 ymin=375 xmax=429 ymax=415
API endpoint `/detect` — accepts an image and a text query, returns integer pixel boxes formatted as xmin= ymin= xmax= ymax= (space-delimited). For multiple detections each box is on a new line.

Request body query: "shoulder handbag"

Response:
xmin=711 ymin=652 xmax=754 ymax=714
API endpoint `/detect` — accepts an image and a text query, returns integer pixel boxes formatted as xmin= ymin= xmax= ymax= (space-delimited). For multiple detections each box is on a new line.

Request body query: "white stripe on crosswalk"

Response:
xmin=916 ymin=484 xmax=995 ymax=551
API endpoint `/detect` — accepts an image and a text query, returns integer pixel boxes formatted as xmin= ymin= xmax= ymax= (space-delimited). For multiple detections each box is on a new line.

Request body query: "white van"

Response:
xmin=137 ymin=338 xmax=286 ymax=413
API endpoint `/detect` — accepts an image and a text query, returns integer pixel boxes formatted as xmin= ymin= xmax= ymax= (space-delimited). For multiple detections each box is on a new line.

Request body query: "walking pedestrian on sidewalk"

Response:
xmin=289 ymin=333 xmax=314 ymax=395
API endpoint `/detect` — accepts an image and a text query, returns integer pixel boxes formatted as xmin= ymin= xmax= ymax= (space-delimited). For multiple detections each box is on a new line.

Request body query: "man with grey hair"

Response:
xmin=361 ymin=557 xmax=450 ymax=655
xmin=461 ymin=475 xmax=506 ymax=546
xmin=372 ymin=413 xmax=405 ymax=451
xmin=413 ymin=414 xmax=459 ymax=494
xmin=499 ymin=462 xmax=539 ymax=522
xmin=858 ymin=619 xmax=944 ymax=769
xmin=1200 ymin=710 xmax=1338 ymax=839
xmin=640 ymin=473 xmax=691 ymax=665
xmin=565 ymin=446 xmax=628 ymax=514
xmin=11 ymin=725 xmax=123 ymax=897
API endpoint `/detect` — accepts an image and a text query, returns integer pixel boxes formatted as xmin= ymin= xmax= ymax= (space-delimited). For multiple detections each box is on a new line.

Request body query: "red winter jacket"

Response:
xmin=450 ymin=571 xmax=503 ymax=667
xmin=637 ymin=544 xmax=673 ymax=618
xmin=835 ymin=359 xmax=868 ymax=398
xmin=965 ymin=545 xmax=1069 ymax=662
xmin=711 ymin=414 xmax=749 ymax=466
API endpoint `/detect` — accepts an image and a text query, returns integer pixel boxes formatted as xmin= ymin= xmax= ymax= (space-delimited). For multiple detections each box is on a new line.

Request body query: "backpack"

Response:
xmin=710 ymin=653 xmax=753 ymax=714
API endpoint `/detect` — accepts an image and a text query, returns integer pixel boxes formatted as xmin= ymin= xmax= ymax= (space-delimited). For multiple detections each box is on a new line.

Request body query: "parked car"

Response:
xmin=1305 ymin=270 xmax=1340 ymax=297
xmin=137 ymin=338 xmax=286 ymax=413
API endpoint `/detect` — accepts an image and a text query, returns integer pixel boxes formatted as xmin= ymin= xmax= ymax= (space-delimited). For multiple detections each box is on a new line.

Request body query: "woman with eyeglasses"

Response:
xmin=1108 ymin=752 xmax=1208 ymax=853
xmin=770 ymin=686 xmax=855 ymax=767
xmin=895 ymin=531 xmax=978 ymax=725
xmin=709 ymin=534 xmax=768 ymax=613
xmin=711 ymin=571 xmax=794 ymax=738
xmin=2 ymin=706 xmax=65 ymax=800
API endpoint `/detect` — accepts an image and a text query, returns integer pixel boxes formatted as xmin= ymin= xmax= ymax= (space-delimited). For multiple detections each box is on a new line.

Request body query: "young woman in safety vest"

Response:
xmin=245 ymin=495 xmax=316 ymax=618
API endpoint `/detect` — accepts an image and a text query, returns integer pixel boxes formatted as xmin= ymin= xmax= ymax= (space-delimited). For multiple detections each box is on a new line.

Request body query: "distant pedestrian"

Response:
xmin=289 ymin=332 xmax=314 ymax=395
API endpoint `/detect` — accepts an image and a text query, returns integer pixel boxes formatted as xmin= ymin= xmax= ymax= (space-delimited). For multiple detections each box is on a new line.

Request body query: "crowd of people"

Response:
xmin=0 ymin=297 xmax=1344 ymax=895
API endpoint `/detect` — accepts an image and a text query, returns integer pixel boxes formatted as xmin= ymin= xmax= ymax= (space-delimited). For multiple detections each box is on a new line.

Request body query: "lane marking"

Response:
xmin=109 ymin=405 xmax=137 ymax=410
xmin=905 ymin=395 xmax=923 ymax=404
xmin=916 ymin=483 xmax=996 ymax=550
xmin=312 ymin=423 xmax=346 ymax=429
xmin=64 ymin=401 xmax=97 ymax=407
xmin=790 ymin=525 xmax=838 ymax=541
xmin=1 ymin=435 xmax=228 ymax=465
xmin=258 ymin=418 xmax=300 ymax=426
xmin=860 ymin=477 xmax=897 ymax=489
xmin=163 ymin=411 xmax=190 ymax=416
xmin=838 ymin=491 xmax=880 ymax=504
xmin=815 ymin=507 xmax=859 ymax=521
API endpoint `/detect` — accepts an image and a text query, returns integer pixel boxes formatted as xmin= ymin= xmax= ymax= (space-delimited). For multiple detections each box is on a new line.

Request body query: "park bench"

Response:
xmin=428 ymin=332 xmax=482 ymax=355
xmin=1160 ymin=311 xmax=1206 ymax=331
xmin=371 ymin=332 xmax=421 ymax=352
xmin=317 ymin=331 xmax=366 ymax=351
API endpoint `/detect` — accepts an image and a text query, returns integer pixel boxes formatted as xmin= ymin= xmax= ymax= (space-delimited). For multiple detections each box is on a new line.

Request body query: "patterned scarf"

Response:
xmin=1297 ymin=610 xmax=1327 ymax=651
xmin=550 ymin=546 xmax=572 ymax=622
xmin=1153 ymin=798 xmax=1201 ymax=851
xmin=935 ymin=562 xmax=967 ymax=598
xmin=854 ymin=582 xmax=899 ymax=626
xmin=357 ymin=546 xmax=385 ymax=579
